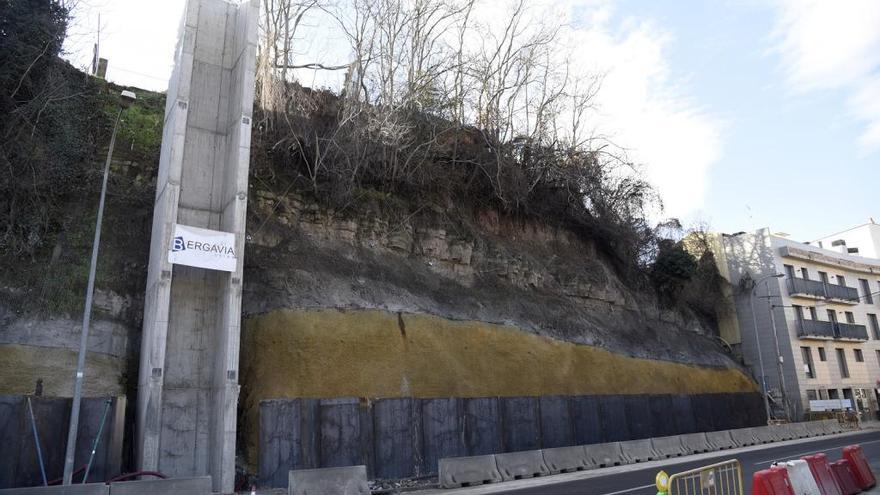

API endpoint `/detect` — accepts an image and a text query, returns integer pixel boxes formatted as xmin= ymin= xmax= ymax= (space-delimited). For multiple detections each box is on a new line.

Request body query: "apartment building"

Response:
xmin=811 ymin=221 xmax=880 ymax=259
xmin=709 ymin=227 xmax=880 ymax=422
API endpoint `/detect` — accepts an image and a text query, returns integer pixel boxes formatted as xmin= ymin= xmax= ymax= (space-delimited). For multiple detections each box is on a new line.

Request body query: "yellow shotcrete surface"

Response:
xmin=0 ymin=344 xmax=124 ymax=397
xmin=240 ymin=308 xmax=758 ymax=466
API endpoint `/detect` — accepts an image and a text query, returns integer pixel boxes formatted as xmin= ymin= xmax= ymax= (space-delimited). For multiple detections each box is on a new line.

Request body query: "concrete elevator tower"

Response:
xmin=136 ymin=0 xmax=259 ymax=491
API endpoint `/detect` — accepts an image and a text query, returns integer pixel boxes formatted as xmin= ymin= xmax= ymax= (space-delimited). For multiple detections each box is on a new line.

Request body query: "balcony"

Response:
xmin=796 ymin=319 xmax=869 ymax=341
xmin=787 ymin=277 xmax=860 ymax=304
xmin=836 ymin=322 xmax=869 ymax=340
xmin=796 ymin=319 xmax=836 ymax=339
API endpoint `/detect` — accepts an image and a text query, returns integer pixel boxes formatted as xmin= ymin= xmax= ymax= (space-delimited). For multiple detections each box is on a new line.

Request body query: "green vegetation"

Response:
xmin=0 ymin=0 xmax=163 ymax=316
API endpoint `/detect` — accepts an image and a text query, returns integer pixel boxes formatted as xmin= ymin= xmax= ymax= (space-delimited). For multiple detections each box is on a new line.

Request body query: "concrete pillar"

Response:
xmin=136 ymin=0 xmax=258 ymax=492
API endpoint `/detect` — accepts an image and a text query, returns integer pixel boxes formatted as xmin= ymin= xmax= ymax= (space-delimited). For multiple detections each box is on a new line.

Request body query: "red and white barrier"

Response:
xmin=753 ymin=465 xmax=796 ymax=495
xmin=830 ymin=459 xmax=862 ymax=495
xmin=842 ymin=445 xmax=876 ymax=490
xmin=802 ymin=453 xmax=843 ymax=495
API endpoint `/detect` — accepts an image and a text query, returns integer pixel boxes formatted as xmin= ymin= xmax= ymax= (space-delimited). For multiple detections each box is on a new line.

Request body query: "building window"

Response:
xmin=802 ymin=267 xmax=810 ymax=280
xmin=829 ymin=389 xmax=840 ymax=399
xmin=876 ymin=349 xmax=880 ymax=366
xmin=827 ymin=309 xmax=838 ymax=324
xmin=860 ymin=279 xmax=873 ymax=304
xmin=785 ymin=264 xmax=795 ymax=279
xmin=845 ymin=311 xmax=856 ymax=324
xmin=854 ymin=349 xmax=864 ymax=362
xmin=802 ymin=347 xmax=815 ymax=378
xmin=819 ymin=271 xmax=830 ymax=284
xmin=818 ymin=347 xmax=827 ymax=361
xmin=809 ymin=307 xmax=818 ymax=320
xmin=836 ymin=348 xmax=850 ymax=378
xmin=806 ymin=389 xmax=818 ymax=401
xmin=869 ymin=314 xmax=880 ymax=340
xmin=837 ymin=275 xmax=847 ymax=287
xmin=793 ymin=305 xmax=804 ymax=320
xmin=819 ymin=389 xmax=829 ymax=400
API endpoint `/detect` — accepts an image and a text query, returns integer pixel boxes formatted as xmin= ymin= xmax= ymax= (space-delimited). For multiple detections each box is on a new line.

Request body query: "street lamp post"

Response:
xmin=62 ymin=90 xmax=136 ymax=485
xmin=749 ymin=272 xmax=784 ymax=424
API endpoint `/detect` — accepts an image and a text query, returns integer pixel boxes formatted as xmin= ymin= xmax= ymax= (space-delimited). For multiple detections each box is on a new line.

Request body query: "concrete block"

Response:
xmin=822 ymin=419 xmax=843 ymax=435
xmin=421 ymin=398 xmax=464 ymax=476
xmin=0 ymin=484 xmax=108 ymax=495
xmin=541 ymin=446 xmax=592 ymax=474
xmin=752 ymin=426 xmax=782 ymax=444
xmin=538 ymin=396 xmax=572 ymax=449
xmin=778 ymin=460 xmax=821 ymax=495
xmin=619 ymin=439 xmax=658 ymax=463
xmin=494 ymin=450 xmax=550 ymax=481
xmin=372 ymin=398 xmax=416 ymax=479
xmin=729 ymin=427 xmax=760 ymax=447
xmin=318 ymin=398 xmax=364 ymax=469
xmin=705 ymin=430 xmax=737 ymax=450
xmin=438 ymin=455 xmax=501 ymax=489
xmin=570 ymin=396 xmax=602 ymax=446
xmin=501 ymin=398 xmax=540 ymax=452
xmin=679 ymin=432 xmax=713 ymax=455
xmin=623 ymin=396 xmax=653 ymax=440
xmin=288 ymin=466 xmax=369 ymax=495
xmin=598 ymin=396 xmax=629 ymax=442
xmin=109 ymin=477 xmax=211 ymax=495
xmin=804 ymin=420 xmax=827 ymax=437
xmin=585 ymin=442 xmax=628 ymax=467
xmin=463 ymin=398 xmax=501 ymax=456
xmin=786 ymin=422 xmax=810 ymax=439
xmin=651 ymin=435 xmax=686 ymax=458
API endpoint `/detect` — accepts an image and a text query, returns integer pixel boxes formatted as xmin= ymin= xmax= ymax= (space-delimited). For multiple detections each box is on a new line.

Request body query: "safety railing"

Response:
xmin=658 ymin=459 xmax=744 ymax=495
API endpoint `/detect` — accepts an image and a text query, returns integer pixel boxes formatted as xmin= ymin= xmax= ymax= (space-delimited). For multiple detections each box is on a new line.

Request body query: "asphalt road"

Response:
xmin=507 ymin=431 xmax=880 ymax=495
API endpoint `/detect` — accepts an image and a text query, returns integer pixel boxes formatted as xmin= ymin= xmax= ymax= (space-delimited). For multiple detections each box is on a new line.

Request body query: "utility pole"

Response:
xmin=62 ymin=90 xmax=136 ymax=485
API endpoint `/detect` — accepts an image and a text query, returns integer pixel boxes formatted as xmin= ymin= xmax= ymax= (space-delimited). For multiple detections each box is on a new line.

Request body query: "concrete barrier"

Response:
xmin=108 ymin=477 xmax=211 ymax=495
xmin=778 ymin=460 xmax=821 ymax=495
xmin=753 ymin=425 xmax=783 ymax=444
xmin=494 ymin=450 xmax=550 ymax=481
xmin=541 ymin=446 xmax=592 ymax=474
xmin=651 ymin=435 xmax=686 ymax=458
xmin=729 ymin=427 xmax=760 ymax=447
xmin=705 ymin=430 xmax=737 ymax=450
xmin=0 ymin=485 xmax=109 ymax=495
xmin=822 ymin=419 xmax=843 ymax=435
xmin=679 ymin=432 xmax=713 ymax=454
xmin=439 ymin=455 xmax=502 ymax=489
xmin=787 ymin=422 xmax=810 ymax=439
xmin=618 ymin=439 xmax=658 ymax=463
xmin=288 ymin=466 xmax=369 ymax=495
xmin=805 ymin=420 xmax=828 ymax=437
xmin=585 ymin=442 xmax=628 ymax=468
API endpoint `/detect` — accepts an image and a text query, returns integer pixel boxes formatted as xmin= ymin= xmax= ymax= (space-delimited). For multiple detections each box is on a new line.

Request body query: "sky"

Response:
xmin=61 ymin=0 xmax=879 ymax=242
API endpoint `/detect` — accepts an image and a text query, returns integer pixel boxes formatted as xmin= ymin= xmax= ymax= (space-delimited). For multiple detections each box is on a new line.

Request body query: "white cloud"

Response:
xmin=770 ymin=0 xmax=880 ymax=151
xmin=560 ymin=3 xmax=723 ymax=219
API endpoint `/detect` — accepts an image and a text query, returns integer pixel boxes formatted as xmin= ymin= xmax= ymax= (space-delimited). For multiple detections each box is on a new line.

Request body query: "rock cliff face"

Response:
xmin=239 ymin=191 xmax=759 ymax=472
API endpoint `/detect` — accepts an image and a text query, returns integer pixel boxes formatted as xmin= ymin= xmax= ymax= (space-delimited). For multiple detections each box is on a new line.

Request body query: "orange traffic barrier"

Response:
xmin=829 ymin=459 xmax=861 ymax=495
xmin=752 ymin=465 xmax=795 ymax=495
xmin=843 ymin=445 xmax=877 ymax=490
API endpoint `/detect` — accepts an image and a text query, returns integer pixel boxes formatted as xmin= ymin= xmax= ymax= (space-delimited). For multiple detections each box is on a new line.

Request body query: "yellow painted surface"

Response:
xmin=0 ymin=344 xmax=124 ymax=397
xmin=240 ymin=308 xmax=758 ymax=465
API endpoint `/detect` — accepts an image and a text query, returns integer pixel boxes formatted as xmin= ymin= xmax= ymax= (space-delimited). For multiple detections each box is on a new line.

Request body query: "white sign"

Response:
xmin=168 ymin=224 xmax=237 ymax=272
xmin=809 ymin=399 xmax=853 ymax=411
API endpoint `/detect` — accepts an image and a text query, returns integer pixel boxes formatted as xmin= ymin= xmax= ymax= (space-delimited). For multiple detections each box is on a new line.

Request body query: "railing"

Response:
xmin=796 ymin=320 xmax=869 ymax=340
xmin=788 ymin=277 xmax=860 ymax=303
xmin=797 ymin=319 xmax=836 ymax=338
xmin=788 ymin=277 xmax=827 ymax=298
xmin=836 ymin=322 xmax=869 ymax=340
xmin=663 ymin=459 xmax=744 ymax=495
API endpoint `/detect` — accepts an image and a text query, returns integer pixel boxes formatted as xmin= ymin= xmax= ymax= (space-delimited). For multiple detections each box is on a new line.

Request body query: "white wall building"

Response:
xmin=811 ymin=222 xmax=880 ymax=259
xmin=710 ymin=227 xmax=880 ymax=422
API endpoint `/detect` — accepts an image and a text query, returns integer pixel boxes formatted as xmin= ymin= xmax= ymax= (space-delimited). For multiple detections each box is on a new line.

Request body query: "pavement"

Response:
xmin=418 ymin=429 xmax=880 ymax=495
